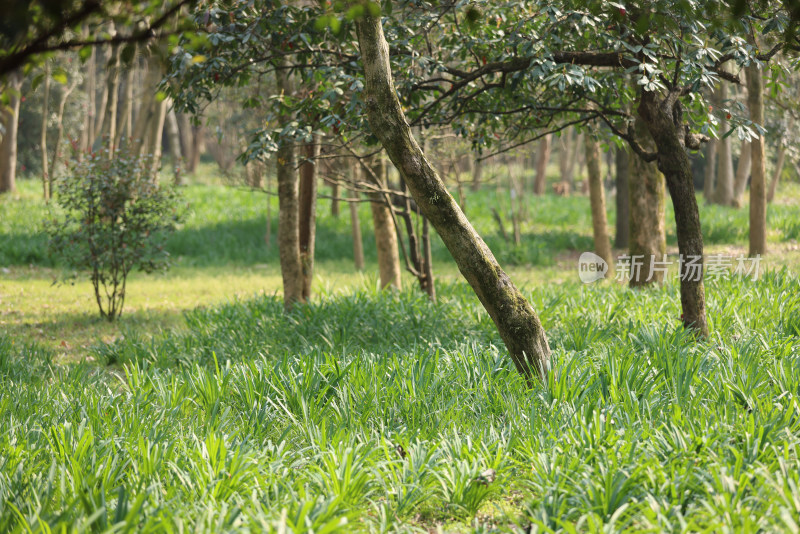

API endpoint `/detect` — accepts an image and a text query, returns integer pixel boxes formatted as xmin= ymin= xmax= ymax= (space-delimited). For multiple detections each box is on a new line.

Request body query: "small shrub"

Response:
xmin=47 ymin=148 xmax=183 ymax=321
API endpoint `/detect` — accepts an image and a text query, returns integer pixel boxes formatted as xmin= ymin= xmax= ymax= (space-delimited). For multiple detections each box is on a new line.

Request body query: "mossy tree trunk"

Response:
xmin=629 ymin=117 xmax=666 ymax=287
xmin=638 ymin=91 xmax=708 ymax=336
xmin=354 ymin=12 xmax=550 ymax=378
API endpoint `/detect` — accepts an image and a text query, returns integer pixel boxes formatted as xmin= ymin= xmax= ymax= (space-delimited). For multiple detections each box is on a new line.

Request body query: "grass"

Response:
xmin=1 ymin=273 xmax=799 ymax=532
xmin=1 ymin=168 xmax=800 ymax=532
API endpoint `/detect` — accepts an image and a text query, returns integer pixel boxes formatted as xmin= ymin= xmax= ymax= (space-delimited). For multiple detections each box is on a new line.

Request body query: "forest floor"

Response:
xmin=1 ymin=166 xmax=800 ymax=532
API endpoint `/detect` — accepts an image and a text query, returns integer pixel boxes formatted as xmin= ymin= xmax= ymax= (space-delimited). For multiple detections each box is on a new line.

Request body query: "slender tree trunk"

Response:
xmin=703 ymin=138 xmax=717 ymax=200
xmin=49 ymin=77 xmax=78 ymax=188
xmin=355 ymin=13 xmax=550 ymax=378
xmin=746 ymin=63 xmax=767 ymax=255
xmin=471 ymin=156 xmax=483 ymax=191
xmin=118 ymin=55 xmax=135 ymax=147
xmin=733 ymin=140 xmax=751 ymax=205
xmin=298 ymin=140 xmax=318 ymax=300
xmin=275 ymin=61 xmax=304 ymax=310
xmin=40 ymin=61 xmax=51 ymax=200
xmin=350 ymin=164 xmax=365 ymax=271
xmin=93 ymin=42 xmax=112 ymax=146
xmin=85 ymin=47 xmax=96 ymax=151
xmin=0 ymin=71 xmax=23 ymax=194
xmin=534 ymin=134 xmax=552 ymax=195
xmin=584 ymin=133 xmax=613 ymax=266
xmin=368 ymin=155 xmax=402 ymax=289
xmin=331 ymin=180 xmax=340 ymax=217
xmin=629 ymin=117 xmax=667 ymax=286
xmin=165 ymin=108 xmax=183 ymax=184
xmin=714 ymin=84 xmax=734 ymax=206
xmin=422 ymin=216 xmax=436 ymax=301
xmin=105 ymin=42 xmax=121 ymax=156
xmin=614 ymin=146 xmax=630 ymax=249
xmin=767 ymin=116 xmax=792 ymax=203
xmin=638 ymin=91 xmax=708 ymax=337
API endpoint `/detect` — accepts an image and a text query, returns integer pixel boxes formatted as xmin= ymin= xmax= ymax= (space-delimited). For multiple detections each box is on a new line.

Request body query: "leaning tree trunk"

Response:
xmin=367 ymin=155 xmax=402 ymax=289
xmin=275 ymin=60 xmax=304 ymax=310
xmin=534 ymin=134 xmax=552 ymax=195
xmin=614 ymin=146 xmax=630 ymax=249
xmin=746 ymin=63 xmax=767 ymax=256
xmin=638 ymin=91 xmax=708 ymax=337
xmin=355 ymin=12 xmax=550 ymax=378
xmin=584 ymin=132 xmax=613 ymax=266
xmin=0 ymin=70 xmax=23 ymax=194
xmin=629 ymin=117 xmax=666 ymax=286
xmin=298 ymin=140 xmax=319 ymax=300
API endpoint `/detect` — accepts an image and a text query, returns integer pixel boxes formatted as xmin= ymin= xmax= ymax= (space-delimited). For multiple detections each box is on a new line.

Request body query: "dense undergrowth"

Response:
xmin=1 ymin=269 xmax=799 ymax=532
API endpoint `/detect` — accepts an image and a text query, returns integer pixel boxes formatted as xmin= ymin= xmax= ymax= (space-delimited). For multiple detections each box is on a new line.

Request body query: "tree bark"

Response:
xmin=116 ymin=54 xmax=135 ymax=148
xmin=105 ymin=42 xmax=121 ymax=156
xmin=614 ymin=146 xmax=630 ymax=249
xmin=584 ymin=133 xmax=613 ymax=266
xmin=638 ymin=91 xmax=708 ymax=337
xmin=746 ymin=63 xmax=767 ymax=255
xmin=0 ymin=70 xmax=23 ymax=194
xmin=367 ymin=155 xmax=402 ymax=289
xmin=298 ymin=140 xmax=318 ymax=300
xmin=534 ymin=134 xmax=552 ymax=195
xmin=355 ymin=12 xmax=550 ymax=378
xmin=714 ymin=84 xmax=734 ymax=206
xmin=629 ymin=117 xmax=666 ymax=286
xmin=733 ymin=140 xmax=751 ymax=205
xmin=275 ymin=61 xmax=304 ymax=310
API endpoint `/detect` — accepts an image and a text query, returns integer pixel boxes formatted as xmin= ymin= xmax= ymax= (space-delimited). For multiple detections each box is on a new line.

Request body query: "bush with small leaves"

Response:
xmin=47 ymin=148 xmax=183 ymax=321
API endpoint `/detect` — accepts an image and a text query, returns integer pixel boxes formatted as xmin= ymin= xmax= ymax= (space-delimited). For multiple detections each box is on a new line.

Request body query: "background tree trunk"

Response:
xmin=471 ymin=156 xmax=483 ymax=191
xmin=349 ymin=164 xmax=365 ymax=271
xmin=733 ymin=140 xmax=751 ymax=205
xmin=0 ymin=70 xmax=23 ymax=194
xmin=746 ymin=63 xmax=767 ymax=255
xmin=275 ymin=61 xmax=304 ymax=310
xmin=638 ymin=91 xmax=708 ymax=337
xmin=767 ymin=116 xmax=792 ymax=203
xmin=298 ymin=140 xmax=319 ymax=300
xmin=105 ymin=42 xmax=121 ymax=156
xmin=703 ymin=138 xmax=717 ymax=200
xmin=355 ymin=13 xmax=550 ymax=378
xmin=368 ymin=155 xmax=402 ymax=290
xmin=165 ymin=108 xmax=183 ymax=184
xmin=534 ymin=134 xmax=551 ymax=195
xmin=40 ymin=61 xmax=51 ymax=200
xmin=584 ymin=133 xmax=613 ymax=266
xmin=49 ymin=76 xmax=78 ymax=189
xmin=614 ymin=146 xmax=630 ymax=249
xmin=714 ymin=84 xmax=734 ymax=206
xmin=629 ymin=117 xmax=666 ymax=286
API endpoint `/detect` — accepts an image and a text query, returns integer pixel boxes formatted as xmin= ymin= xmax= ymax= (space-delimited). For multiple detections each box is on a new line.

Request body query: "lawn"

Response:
xmin=1 ymin=171 xmax=800 ymax=532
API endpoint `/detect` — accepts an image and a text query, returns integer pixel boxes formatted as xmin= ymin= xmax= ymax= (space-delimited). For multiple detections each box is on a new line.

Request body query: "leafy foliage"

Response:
xmin=46 ymin=147 xmax=183 ymax=320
